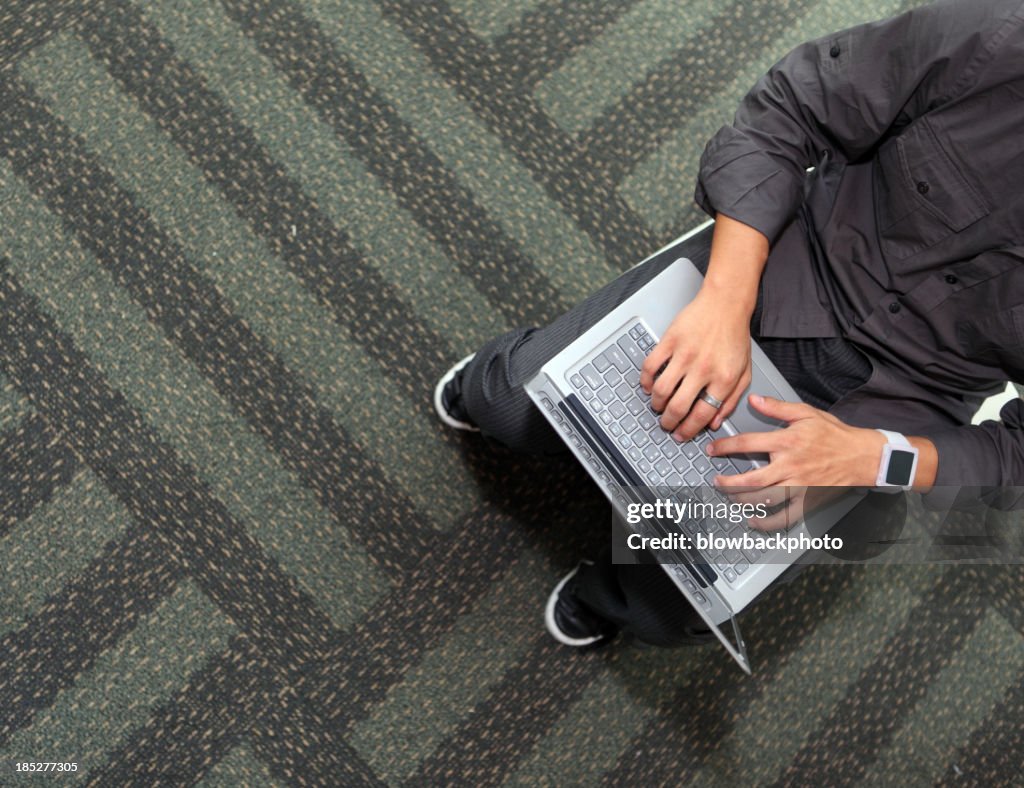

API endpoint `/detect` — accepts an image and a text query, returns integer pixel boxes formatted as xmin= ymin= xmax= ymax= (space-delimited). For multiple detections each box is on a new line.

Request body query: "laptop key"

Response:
xmin=672 ymin=455 xmax=691 ymax=473
xmin=620 ymin=415 xmax=638 ymax=433
xmin=654 ymin=458 xmax=672 ymax=477
xmin=599 ymin=411 xmax=613 ymax=425
xmin=684 ymin=470 xmax=702 ymax=487
xmin=570 ymin=374 xmax=584 ymax=389
xmin=629 ymin=324 xmax=643 ymax=339
xmin=608 ymin=401 xmax=627 ymax=419
xmin=619 ymin=337 xmax=646 ymax=368
xmin=580 ymin=386 xmax=594 ymax=400
xmin=638 ymin=459 xmax=651 ymax=473
xmin=682 ymin=442 xmax=699 ymax=460
xmin=632 ymin=431 xmax=650 ymax=448
xmin=638 ymin=412 xmax=656 ymax=431
xmin=627 ymin=446 xmax=642 ymax=461
xmin=604 ymin=368 xmax=622 ymax=386
xmin=742 ymin=547 xmax=760 ymax=563
xmin=617 ymin=434 xmax=632 ymax=450
xmin=607 ymin=346 xmax=631 ymax=373
xmin=665 ymin=472 xmax=682 ymax=487
xmin=723 ymin=548 xmax=742 ymax=563
xmin=650 ymin=428 xmax=670 ymax=445
xmin=627 ymin=397 xmax=645 ymax=416
xmin=580 ymin=364 xmax=601 ymax=389
xmin=614 ymin=382 xmax=633 ymax=402
xmin=643 ymin=443 xmax=661 ymax=462
xmin=724 ymin=568 xmax=737 ymax=583
xmin=735 ymin=559 xmax=750 ymax=575
xmin=661 ymin=440 xmax=679 ymax=458
xmin=609 ymin=423 xmax=623 ymax=437
xmin=693 ymin=456 xmax=711 ymax=476
xmin=597 ymin=387 xmax=615 ymax=404
xmin=593 ymin=352 xmax=611 ymax=373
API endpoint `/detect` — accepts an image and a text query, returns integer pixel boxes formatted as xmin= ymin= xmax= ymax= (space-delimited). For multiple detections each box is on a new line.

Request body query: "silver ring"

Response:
xmin=699 ymin=389 xmax=724 ymax=410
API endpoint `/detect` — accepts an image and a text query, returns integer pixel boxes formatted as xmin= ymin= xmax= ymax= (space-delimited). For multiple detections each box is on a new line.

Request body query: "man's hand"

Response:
xmin=641 ymin=289 xmax=752 ymax=440
xmin=640 ymin=214 xmax=768 ymax=440
xmin=708 ymin=394 xmax=887 ymax=529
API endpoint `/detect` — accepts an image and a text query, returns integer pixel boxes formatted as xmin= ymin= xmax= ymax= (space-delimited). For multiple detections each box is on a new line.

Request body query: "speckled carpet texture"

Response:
xmin=0 ymin=0 xmax=1022 ymax=785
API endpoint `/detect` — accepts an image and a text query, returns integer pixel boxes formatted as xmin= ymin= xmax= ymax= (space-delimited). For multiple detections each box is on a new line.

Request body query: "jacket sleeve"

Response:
xmin=694 ymin=0 xmax=1023 ymax=242
xmin=922 ymin=398 xmax=1024 ymax=511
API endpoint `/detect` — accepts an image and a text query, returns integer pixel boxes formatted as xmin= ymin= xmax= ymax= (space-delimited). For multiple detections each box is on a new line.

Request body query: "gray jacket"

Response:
xmin=694 ymin=0 xmax=1024 ymax=508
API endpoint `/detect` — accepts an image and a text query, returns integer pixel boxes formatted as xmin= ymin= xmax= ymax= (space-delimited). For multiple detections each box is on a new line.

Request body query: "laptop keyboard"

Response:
xmin=567 ymin=321 xmax=769 ymax=583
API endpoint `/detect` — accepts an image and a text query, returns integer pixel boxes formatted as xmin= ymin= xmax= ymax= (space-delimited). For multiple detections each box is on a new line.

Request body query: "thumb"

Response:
xmin=749 ymin=394 xmax=814 ymax=423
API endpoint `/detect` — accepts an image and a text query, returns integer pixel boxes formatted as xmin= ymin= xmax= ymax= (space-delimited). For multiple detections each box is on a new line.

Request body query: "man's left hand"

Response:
xmin=708 ymin=394 xmax=886 ymax=529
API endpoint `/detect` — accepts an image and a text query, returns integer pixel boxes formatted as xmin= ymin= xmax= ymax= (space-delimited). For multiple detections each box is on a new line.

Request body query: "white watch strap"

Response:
xmin=877 ymin=429 xmax=912 ymax=449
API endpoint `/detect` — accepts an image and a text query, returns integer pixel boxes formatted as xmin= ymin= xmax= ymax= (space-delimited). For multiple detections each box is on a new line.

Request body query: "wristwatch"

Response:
xmin=875 ymin=429 xmax=919 ymax=492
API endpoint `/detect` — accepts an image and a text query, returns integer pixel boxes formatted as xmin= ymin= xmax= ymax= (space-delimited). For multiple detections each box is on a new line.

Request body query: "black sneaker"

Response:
xmin=544 ymin=562 xmax=619 ymax=647
xmin=433 ymin=353 xmax=479 ymax=432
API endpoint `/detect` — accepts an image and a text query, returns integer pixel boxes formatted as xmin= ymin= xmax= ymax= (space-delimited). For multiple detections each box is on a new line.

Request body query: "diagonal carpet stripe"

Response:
xmin=0 ymin=468 xmax=131 ymax=640
xmin=860 ymin=608 xmax=1024 ymax=786
xmin=21 ymin=30 xmax=481 ymax=536
xmin=143 ymin=0 xmax=508 ymax=350
xmin=75 ymin=0 xmax=456 ymax=406
xmin=0 ymin=260 xmax=338 ymax=674
xmin=0 ymin=160 xmax=386 ymax=629
xmin=534 ymin=0 xmax=727 ymax=136
xmin=0 ymin=412 xmax=79 ymax=539
xmin=369 ymin=0 xmax=662 ymax=269
xmin=300 ymin=0 xmax=616 ymax=307
xmin=0 ymin=580 xmax=236 ymax=778
xmin=572 ymin=0 xmax=816 ymax=186
xmin=772 ymin=568 xmax=988 ymax=786
xmin=0 ymin=74 xmax=432 ymax=574
xmin=0 ymin=521 xmax=180 ymax=743
xmin=491 ymin=0 xmax=640 ymax=92
xmin=221 ymin=0 xmax=572 ymax=329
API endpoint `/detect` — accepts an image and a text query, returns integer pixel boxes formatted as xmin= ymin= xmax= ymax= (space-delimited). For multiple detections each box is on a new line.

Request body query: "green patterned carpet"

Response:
xmin=0 ymin=0 xmax=1022 ymax=785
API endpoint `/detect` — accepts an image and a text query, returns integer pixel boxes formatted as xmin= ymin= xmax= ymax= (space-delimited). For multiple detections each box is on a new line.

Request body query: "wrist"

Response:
xmin=699 ymin=274 xmax=758 ymax=320
xmin=853 ymin=428 xmax=889 ymax=487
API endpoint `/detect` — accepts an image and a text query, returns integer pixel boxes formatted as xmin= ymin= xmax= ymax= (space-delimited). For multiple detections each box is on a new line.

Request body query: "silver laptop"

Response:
xmin=524 ymin=254 xmax=860 ymax=673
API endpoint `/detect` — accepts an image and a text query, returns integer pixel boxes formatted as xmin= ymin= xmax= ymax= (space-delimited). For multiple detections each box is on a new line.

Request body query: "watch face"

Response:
xmin=885 ymin=449 xmax=915 ymax=486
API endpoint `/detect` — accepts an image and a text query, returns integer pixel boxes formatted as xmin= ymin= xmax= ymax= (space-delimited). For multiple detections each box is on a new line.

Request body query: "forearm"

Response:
xmin=702 ymin=213 xmax=769 ymax=319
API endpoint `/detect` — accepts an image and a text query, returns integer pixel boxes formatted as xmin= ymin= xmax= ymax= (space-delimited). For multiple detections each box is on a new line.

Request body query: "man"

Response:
xmin=434 ymin=0 xmax=1024 ymax=648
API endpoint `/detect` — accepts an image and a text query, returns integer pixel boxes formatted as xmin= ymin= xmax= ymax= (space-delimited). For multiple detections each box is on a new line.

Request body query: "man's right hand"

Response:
xmin=640 ymin=213 xmax=769 ymax=441
xmin=641 ymin=287 xmax=753 ymax=440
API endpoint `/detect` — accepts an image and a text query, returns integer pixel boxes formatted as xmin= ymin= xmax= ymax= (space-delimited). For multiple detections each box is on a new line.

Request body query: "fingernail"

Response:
xmin=706 ymin=442 xmax=715 ymax=455
xmin=750 ymin=394 xmax=763 ymax=406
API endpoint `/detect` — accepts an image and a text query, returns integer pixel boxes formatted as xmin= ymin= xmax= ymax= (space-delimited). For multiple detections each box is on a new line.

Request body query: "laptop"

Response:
xmin=524 ymin=246 xmax=861 ymax=673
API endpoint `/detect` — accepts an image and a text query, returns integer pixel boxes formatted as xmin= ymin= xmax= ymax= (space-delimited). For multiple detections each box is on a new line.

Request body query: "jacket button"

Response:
xmin=888 ymin=302 xmax=901 ymax=314
xmin=945 ymin=274 xmax=959 ymax=284
xmin=916 ymin=181 xmax=930 ymax=194
xmin=829 ymin=43 xmax=841 ymax=57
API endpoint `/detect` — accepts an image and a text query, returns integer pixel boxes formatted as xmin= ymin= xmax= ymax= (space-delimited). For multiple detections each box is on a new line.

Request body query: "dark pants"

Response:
xmin=461 ymin=227 xmax=874 ymax=646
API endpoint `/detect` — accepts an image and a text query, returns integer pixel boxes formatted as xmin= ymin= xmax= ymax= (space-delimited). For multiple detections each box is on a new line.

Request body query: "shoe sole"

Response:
xmin=544 ymin=564 xmax=608 ymax=647
xmin=433 ymin=353 xmax=479 ymax=432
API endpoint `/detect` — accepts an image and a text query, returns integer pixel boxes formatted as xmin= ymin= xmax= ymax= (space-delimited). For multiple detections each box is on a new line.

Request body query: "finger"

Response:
xmin=671 ymin=396 xmax=718 ymax=441
xmin=713 ymin=465 xmax=779 ymax=491
xmin=640 ymin=342 xmax=673 ymax=394
xmin=708 ymin=431 xmax=782 ymax=457
xmin=749 ymin=394 xmax=816 ymax=424
xmin=710 ymin=368 xmax=751 ymax=431
xmin=649 ymin=354 xmax=687 ymax=413
xmin=661 ymin=373 xmax=705 ymax=432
